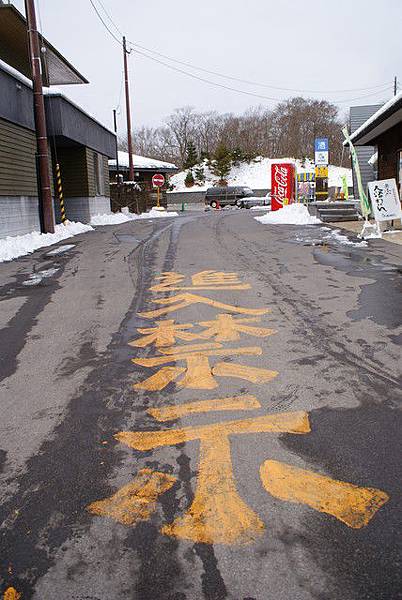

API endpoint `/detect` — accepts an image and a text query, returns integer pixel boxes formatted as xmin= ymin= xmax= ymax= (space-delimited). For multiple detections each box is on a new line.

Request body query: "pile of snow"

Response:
xmin=0 ymin=222 xmax=93 ymax=263
xmin=169 ymin=157 xmax=352 ymax=193
xmin=90 ymin=209 xmax=178 ymax=226
xmin=255 ymin=204 xmax=321 ymax=225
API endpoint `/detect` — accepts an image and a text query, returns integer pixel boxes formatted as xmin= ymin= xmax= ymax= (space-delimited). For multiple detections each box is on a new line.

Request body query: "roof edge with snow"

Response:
xmin=347 ymin=92 xmax=402 ymax=146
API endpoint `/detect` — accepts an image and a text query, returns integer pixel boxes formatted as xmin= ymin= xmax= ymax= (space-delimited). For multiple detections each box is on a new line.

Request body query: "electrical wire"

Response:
xmin=94 ymin=0 xmax=123 ymax=37
xmin=88 ymin=0 xmax=122 ymax=46
xmin=127 ymin=39 xmax=391 ymax=95
xmin=87 ymin=0 xmax=394 ymax=103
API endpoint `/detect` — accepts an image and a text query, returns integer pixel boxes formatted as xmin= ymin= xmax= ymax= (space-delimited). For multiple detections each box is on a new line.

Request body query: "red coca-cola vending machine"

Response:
xmin=271 ymin=163 xmax=296 ymax=211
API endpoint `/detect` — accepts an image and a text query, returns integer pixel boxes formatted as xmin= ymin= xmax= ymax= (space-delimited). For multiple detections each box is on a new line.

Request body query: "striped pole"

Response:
xmin=55 ymin=162 xmax=67 ymax=224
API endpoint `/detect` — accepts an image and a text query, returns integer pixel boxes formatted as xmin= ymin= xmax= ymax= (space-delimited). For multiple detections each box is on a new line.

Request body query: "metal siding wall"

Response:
xmin=0 ymin=118 xmax=37 ymax=196
xmin=86 ymin=147 xmax=96 ymax=197
xmin=56 ymin=146 xmax=90 ymax=198
xmin=350 ymin=105 xmax=383 ymax=195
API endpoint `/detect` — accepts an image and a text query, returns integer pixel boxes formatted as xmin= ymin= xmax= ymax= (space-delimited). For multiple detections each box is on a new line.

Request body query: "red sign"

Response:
xmin=152 ymin=173 xmax=165 ymax=188
xmin=271 ymin=163 xmax=296 ymax=211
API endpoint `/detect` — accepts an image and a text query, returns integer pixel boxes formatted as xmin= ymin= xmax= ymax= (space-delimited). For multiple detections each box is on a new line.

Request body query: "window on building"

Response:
xmin=93 ymin=152 xmax=104 ymax=196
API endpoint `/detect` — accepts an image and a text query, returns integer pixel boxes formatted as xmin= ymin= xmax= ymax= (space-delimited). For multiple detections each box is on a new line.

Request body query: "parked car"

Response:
xmin=205 ymin=186 xmax=254 ymax=208
xmin=237 ymin=194 xmax=271 ymax=209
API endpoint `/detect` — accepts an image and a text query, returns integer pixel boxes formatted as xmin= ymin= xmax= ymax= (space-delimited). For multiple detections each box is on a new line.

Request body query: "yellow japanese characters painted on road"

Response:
xmin=3 ymin=589 xmax=21 ymax=600
xmin=148 ymin=395 xmax=261 ymax=422
xmin=132 ymin=343 xmax=278 ymax=390
xmin=87 ymin=469 xmax=176 ymax=526
xmin=198 ymin=314 xmax=276 ymax=342
xmin=138 ymin=293 xmax=270 ymax=320
xmin=129 ymin=320 xmax=198 ymax=348
xmin=149 ymin=271 xmax=251 ymax=292
xmin=260 ymin=460 xmax=389 ymax=529
xmin=116 ymin=412 xmax=310 ymax=545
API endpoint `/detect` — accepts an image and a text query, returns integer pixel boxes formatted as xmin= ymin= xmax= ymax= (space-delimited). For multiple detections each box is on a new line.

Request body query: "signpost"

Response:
xmin=271 ymin=163 xmax=296 ymax=211
xmin=314 ymin=138 xmax=329 ymax=200
xmin=152 ymin=173 xmax=165 ymax=209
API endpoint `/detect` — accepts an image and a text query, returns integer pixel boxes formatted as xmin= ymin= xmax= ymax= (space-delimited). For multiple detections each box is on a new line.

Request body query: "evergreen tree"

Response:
xmin=183 ymin=141 xmax=198 ymax=169
xmin=194 ymin=165 xmax=206 ymax=185
xmin=184 ymin=170 xmax=195 ymax=187
xmin=211 ymin=143 xmax=232 ymax=183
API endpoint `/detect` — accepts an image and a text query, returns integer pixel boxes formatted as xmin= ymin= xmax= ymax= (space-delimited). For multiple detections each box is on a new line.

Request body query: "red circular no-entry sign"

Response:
xmin=152 ymin=173 xmax=165 ymax=188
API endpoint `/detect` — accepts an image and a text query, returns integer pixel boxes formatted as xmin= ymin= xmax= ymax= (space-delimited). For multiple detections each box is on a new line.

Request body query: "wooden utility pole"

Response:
xmin=394 ymin=76 xmax=398 ymax=96
xmin=123 ymin=36 xmax=134 ymax=181
xmin=25 ymin=0 xmax=55 ymax=233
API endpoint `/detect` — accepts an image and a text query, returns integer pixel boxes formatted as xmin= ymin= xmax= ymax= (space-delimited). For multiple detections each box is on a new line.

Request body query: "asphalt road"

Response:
xmin=0 ymin=210 xmax=401 ymax=600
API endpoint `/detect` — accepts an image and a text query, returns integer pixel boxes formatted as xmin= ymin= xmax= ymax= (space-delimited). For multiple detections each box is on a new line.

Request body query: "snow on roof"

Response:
xmin=109 ymin=151 xmax=178 ymax=171
xmin=349 ymin=91 xmax=402 ymax=143
xmin=0 ymin=57 xmax=32 ymax=87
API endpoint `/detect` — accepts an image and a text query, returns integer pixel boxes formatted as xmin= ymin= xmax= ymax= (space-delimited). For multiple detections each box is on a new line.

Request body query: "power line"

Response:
xmin=94 ymin=0 xmax=123 ymax=37
xmin=87 ymin=0 xmax=394 ymax=104
xmin=127 ymin=39 xmax=391 ymax=95
xmin=88 ymin=0 xmax=122 ymax=46
xmin=131 ymin=46 xmax=392 ymax=105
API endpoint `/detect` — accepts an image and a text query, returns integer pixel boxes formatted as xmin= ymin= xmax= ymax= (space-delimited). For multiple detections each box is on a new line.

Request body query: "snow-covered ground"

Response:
xmin=169 ymin=157 xmax=352 ymax=193
xmin=254 ymin=204 xmax=321 ymax=225
xmin=90 ymin=209 xmax=179 ymax=226
xmin=0 ymin=222 xmax=93 ymax=263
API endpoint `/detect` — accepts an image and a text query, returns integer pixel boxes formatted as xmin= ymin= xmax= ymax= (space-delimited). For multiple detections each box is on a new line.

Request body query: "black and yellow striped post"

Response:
xmin=55 ymin=162 xmax=67 ymax=224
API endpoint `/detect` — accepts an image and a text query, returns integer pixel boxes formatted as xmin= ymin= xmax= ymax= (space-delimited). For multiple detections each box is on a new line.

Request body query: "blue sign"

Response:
xmin=315 ymin=138 xmax=329 ymax=152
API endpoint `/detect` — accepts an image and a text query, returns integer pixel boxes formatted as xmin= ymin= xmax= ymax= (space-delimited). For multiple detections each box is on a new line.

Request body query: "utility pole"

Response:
xmin=113 ymin=109 xmax=120 ymax=182
xmin=123 ymin=36 xmax=134 ymax=182
xmin=394 ymin=76 xmax=398 ymax=96
xmin=25 ymin=0 xmax=55 ymax=233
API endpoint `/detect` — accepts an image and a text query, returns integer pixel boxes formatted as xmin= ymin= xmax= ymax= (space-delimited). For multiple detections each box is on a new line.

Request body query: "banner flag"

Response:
xmin=342 ymin=127 xmax=371 ymax=217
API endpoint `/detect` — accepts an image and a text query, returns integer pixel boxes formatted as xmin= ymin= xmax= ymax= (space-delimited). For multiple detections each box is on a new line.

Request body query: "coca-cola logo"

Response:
xmin=274 ymin=165 xmax=289 ymax=201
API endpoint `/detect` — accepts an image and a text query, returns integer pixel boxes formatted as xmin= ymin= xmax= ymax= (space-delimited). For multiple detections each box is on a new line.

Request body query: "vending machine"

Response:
xmin=271 ymin=163 xmax=296 ymax=211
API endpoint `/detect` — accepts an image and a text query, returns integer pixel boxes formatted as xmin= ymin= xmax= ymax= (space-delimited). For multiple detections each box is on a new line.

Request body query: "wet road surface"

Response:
xmin=0 ymin=210 xmax=401 ymax=600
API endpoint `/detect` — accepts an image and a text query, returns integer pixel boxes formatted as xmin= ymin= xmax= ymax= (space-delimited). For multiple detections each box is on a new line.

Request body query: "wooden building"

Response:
xmin=0 ymin=3 xmax=116 ymax=239
xmin=350 ymin=93 xmax=402 ymax=199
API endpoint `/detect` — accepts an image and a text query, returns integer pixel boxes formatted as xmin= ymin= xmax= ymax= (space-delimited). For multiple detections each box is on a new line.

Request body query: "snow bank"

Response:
xmin=169 ymin=157 xmax=352 ymax=193
xmin=90 ymin=209 xmax=179 ymax=226
xmin=0 ymin=222 xmax=93 ymax=263
xmin=255 ymin=204 xmax=321 ymax=225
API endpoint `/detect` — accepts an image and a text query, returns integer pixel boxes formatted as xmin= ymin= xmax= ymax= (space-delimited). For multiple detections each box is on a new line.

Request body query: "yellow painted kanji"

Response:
xmin=149 ymin=270 xmax=251 ymax=292
xmin=129 ymin=320 xmax=199 ymax=348
xmin=138 ymin=292 xmax=270 ymax=320
xmin=116 ymin=411 xmax=311 ymax=545
xmin=87 ymin=469 xmax=176 ymax=525
xmin=148 ymin=394 xmax=261 ymax=421
xmin=3 ymin=589 xmax=21 ymax=600
xmin=260 ymin=461 xmax=389 ymax=529
xmin=198 ymin=314 xmax=276 ymax=342
xmin=132 ymin=342 xmax=278 ymax=390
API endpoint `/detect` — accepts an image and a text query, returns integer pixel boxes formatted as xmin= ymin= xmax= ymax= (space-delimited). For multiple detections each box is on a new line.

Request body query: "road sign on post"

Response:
xmin=315 ymin=138 xmax=329 ymax=200
xmin=152 ymin=173 xmax=165 ymax=209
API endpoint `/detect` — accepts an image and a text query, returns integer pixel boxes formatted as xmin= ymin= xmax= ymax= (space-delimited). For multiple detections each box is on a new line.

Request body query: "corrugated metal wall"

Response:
xmin=350 ymin=105 xmax=382 ymax=197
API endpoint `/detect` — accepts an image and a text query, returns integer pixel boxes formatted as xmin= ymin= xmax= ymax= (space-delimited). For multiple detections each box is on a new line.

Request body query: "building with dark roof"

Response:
xmin=0 ymin=3 xmax=116 ymax=238
xmin=349 ymin=93 xmax=402 ymax=199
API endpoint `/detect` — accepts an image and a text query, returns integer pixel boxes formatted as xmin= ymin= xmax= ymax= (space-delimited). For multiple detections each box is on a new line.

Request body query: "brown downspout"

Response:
xmin=25 ymin=0 xmax=55 ymax=234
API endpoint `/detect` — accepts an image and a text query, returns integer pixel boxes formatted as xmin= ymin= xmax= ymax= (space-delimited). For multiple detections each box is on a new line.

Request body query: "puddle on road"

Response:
xmin=313 ymin=247 xmax=402 ymax=328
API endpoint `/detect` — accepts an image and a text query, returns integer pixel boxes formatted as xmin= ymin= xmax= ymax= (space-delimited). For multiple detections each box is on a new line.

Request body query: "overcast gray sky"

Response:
xmin=12 ymin=0 xmax=402 ymax=134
